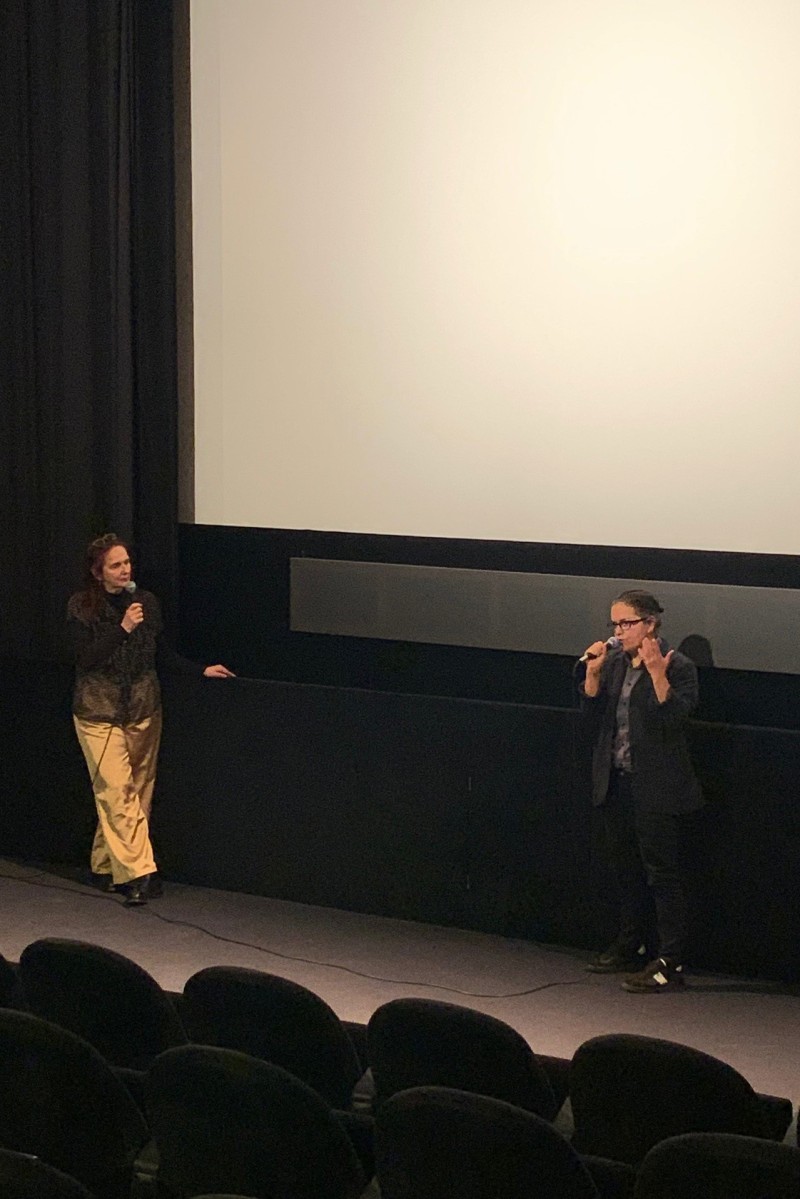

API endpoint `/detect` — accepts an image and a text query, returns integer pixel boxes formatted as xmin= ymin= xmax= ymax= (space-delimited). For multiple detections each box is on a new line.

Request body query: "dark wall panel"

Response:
xmin=2 ymin=662 xmax=798 ymax=982
xmin=151 ymin=677 xmax=617 ymax=946
xmin=154 ymin=678 xmax=800 ymax=981
xmin=154 ymin=679 xmax=470 ymax=925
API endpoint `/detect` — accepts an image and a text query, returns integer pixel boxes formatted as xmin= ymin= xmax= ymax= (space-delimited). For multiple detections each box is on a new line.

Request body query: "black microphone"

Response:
xmin=579 ymin=635 xmax=620 ymax=663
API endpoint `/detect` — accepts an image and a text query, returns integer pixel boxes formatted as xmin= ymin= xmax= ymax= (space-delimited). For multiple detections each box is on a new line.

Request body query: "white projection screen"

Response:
xmin=190 ymin=0 xmax=800 ymax=553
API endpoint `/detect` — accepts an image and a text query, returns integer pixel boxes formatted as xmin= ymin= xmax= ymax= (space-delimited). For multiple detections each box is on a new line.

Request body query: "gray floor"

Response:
xmin=1 ymin=857 xmax=798 ymax=1125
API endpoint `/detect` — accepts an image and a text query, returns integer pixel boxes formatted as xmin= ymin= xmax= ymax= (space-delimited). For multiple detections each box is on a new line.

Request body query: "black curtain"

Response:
xmin=0 ymin=0 xmax=180 ymax=661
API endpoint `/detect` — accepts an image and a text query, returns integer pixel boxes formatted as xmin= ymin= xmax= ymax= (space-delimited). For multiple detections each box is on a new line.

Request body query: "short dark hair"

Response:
xmin=614 ymin=588 xmax=664 ymax=630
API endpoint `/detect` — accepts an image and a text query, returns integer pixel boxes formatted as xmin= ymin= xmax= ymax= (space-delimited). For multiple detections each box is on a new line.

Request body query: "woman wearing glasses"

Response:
xmin=580 ymin=589 xmax=703 ymax=992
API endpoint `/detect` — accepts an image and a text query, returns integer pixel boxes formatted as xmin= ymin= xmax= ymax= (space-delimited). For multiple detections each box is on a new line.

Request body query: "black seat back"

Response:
xmin=367 ymin=997 xmax=557 ymax=1119
xmin=376 ymin=1086 xmax=599 ymax=1199
xmin=182 ymin=965 xmax=362 ymax=1107
xmin=0 ymin=1148 xmax=94 ymax=1199
xmin=19 ymin=937 xmax=188 ymax=1069
xmin=634 ymin=1132 xmax=800 ymax=1198
xmin=0 ymin=1009 xmax=148 ymax=1199
xmin=571 ymin=1034 xmax=771 ymax=1165
xmin=146 ymin=1044 xmax=366 ymax=1199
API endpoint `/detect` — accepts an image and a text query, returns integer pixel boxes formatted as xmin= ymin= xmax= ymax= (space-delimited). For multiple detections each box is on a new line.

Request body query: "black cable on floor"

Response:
xmin=0 ymin=868 xmax=591 ymax=1000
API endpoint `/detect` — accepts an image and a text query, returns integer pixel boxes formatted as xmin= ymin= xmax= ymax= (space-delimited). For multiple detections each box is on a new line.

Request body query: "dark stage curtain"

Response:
xmin=0 ymin=0 xmax=180 ymax=661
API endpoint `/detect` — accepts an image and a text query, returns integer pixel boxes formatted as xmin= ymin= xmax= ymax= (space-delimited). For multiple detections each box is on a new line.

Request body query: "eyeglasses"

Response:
xmin=608 ymin=618 xmax=648 ymax=631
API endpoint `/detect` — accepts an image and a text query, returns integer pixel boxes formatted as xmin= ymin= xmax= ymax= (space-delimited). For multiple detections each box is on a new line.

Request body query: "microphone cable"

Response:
xmin=0 ymin=865 xmax=592 ymax=1001
xmin=85 ymin=581 xmax=138 ymax=787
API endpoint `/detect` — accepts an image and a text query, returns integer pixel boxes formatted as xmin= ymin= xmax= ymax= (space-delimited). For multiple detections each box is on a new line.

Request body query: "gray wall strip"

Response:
xmin=290 ymin=558 xmax=800 ymax=674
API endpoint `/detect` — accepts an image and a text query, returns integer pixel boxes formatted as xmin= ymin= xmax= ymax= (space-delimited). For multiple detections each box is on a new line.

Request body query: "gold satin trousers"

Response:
xmin=73 ymin=710 xmax=161 ymax=884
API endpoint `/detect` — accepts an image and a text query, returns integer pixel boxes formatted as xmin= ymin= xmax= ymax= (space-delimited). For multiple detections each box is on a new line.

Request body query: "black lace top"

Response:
xmin=67 ymin=589 xmax=199 ymax=722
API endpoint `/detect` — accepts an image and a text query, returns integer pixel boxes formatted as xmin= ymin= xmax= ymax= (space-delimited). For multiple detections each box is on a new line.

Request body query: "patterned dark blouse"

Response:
xmin=67 ymin=589 xmax=199 ymax=723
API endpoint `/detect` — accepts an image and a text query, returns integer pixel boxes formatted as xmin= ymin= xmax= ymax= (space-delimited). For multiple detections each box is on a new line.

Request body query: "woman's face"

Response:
xmin=609 ymin=601 xmax=655 ymax=656
xmin=95 ymin=545 xmax=132 ymax=593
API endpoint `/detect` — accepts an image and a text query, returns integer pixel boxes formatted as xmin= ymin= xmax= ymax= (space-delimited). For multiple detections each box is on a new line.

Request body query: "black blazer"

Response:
xmin=582 ymin=645 xmax=704 ymax=815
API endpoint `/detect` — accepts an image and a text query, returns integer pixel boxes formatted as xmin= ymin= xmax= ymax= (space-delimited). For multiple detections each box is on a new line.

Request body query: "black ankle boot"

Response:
xmin=89 ymin=872 xmax=117 ymax=893
xmin=121 ymin=876 xmax=149 ymax=907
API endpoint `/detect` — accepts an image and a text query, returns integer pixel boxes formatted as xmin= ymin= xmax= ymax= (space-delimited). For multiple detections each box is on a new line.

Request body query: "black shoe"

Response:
xmin=147 ymin=872 xmax=163 ymax=898
xmin=622 ymin=957 xmax=686 ymax=993
xmin=587 ymin=939 xmax=647 ymax=974
xmin=89 ymin=872 xmax=116 ymax=893
xmin=121 ymin=877 xmax=149 ymax=907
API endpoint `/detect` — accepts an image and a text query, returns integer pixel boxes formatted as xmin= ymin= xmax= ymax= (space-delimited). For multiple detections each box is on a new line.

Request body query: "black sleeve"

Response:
xmin=138 ymin=591 xmax=202 ymax=676
xmin=648 ymin=653 xmax=699 ymax=728
xmin=155 ymin=638 xmax=204 ymax=678
xmin=67 ymin=615 xmax=128 ymax=670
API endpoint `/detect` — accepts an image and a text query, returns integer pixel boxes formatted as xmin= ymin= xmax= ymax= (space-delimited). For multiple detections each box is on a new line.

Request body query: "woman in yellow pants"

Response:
xmin=68 ymin=533 xmax=233 ymax=905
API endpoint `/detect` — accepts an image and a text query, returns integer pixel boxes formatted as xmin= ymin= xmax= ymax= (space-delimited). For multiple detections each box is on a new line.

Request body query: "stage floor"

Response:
xmin=1 ymin=855 xmax=797 ymax=1136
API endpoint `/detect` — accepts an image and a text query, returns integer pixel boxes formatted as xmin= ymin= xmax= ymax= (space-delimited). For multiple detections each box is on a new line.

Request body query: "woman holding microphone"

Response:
xmin=67 ymin=534 xmax=233 ymax=906
xmin=581 ymin=589 xmax=703 ymax=992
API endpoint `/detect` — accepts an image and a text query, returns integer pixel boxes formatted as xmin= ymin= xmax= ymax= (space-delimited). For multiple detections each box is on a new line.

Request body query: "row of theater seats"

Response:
xmin=0 ymin=939 xmax=798 ymax=1198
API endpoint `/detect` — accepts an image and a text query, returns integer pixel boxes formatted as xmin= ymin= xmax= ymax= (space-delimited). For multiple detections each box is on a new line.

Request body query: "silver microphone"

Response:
xmin=123 ymin=580 xmax=137 ymax=594
xmin=579 ymin=635 xmax=620 ymax=663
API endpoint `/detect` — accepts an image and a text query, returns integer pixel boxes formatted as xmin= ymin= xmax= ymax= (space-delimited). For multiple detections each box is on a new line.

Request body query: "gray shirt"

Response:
xmin=612 ymin=661 xmax=643 ymax=772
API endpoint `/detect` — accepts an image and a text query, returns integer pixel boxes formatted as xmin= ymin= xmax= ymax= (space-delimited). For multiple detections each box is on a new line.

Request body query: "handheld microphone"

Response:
xmin=122 ymin=580 xmax=139 ymax=614
xmin=579 ymin=635 xmax=620 ymax=663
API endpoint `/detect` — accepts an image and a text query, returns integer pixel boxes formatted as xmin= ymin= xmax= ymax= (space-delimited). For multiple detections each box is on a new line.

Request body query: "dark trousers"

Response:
xmin=601 ymin=771 xmax=687 ymax=964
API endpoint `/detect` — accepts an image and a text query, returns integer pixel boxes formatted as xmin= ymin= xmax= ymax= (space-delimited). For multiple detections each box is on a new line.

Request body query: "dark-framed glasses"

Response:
xmin=608 ymin=618 xmax=647 ymax=631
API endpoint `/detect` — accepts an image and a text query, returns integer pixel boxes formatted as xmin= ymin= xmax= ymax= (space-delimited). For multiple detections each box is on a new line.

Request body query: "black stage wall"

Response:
xmin=2 ymin=623 xmax=799 ymax=984
xmin=3 ymin=520 xmax=799 ymax=984
xmin=173 ymin=521 xmax=800 ymax=983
